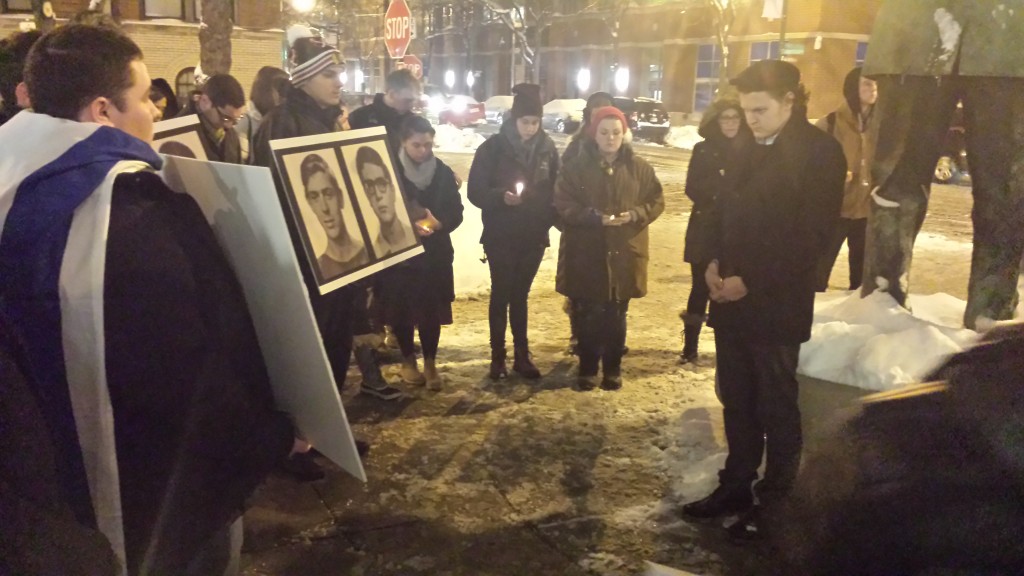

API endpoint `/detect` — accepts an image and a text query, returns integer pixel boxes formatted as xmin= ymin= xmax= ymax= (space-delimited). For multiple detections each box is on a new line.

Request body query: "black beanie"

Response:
xmin=510 ymin=83 xmax=543 ymax=119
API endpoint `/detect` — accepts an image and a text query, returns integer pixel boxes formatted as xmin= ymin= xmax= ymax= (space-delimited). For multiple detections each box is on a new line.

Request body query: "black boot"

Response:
xmin=681 ymin=483 xmax=753 ymax=519
xmin=512 ymin=345 xmax=541 ymax=379
xmin=679 ymin=314 xmax=703 ymax=364
xmin=489 ymin=347 xmax=508 ymax=380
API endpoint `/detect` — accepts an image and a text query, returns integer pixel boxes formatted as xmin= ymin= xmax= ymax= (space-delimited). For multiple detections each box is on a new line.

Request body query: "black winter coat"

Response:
xmin=105 ymin=171 xmax=294 ymax=573
xmin=396 ymin=159 xmax=464 ymax=302
xmin=683 ymin=138 xmax=732 ymax=264
xmin=175 ymin=104 xmax=242 ymax=164
xmin=467 ymin=122 xmax=560 ymax=248
xmin=707 ymin=114 xmax=846 ymax=344
xmin=347 ymin=93 xmax=415 ymax=152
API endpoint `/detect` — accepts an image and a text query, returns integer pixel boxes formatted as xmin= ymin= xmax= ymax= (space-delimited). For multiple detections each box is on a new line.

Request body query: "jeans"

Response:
xmin=485 ymin=243 xmax=545 ymax=349
xmin=685 ymin=260 xmax=712 ymax=320
xmin=573 ymin=299 xmax=630 ymax=376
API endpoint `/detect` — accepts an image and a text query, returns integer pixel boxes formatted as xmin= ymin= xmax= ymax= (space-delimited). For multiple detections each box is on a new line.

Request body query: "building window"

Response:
xmin=175 ymin=67 xmax=197 ymax=108
xmin=855 ymin=41 xmax=869 ymax=66
xmin=750 ymin=41 xmax=780 ymax=62
xmin=2 ymin=0 xmax=33 ymax=10
xmin=694 ymin=43 xmax=720 ymax=112
xmin=647 ymin=48 xmax=663 ymax=100
xmin=145 ymin=0 xmax=184 ymax=18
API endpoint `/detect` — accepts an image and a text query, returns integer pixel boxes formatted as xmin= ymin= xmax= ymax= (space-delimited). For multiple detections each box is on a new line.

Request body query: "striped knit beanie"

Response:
xmin=287 ymin=25 xmax=343 ymax=87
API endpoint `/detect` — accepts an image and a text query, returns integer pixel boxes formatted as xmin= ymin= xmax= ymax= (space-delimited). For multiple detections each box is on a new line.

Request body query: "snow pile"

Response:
xmin=432 ymin=124 xmax=486 ymax=153
xmin=663 ymin=126 xmax=702 ymax=150
xmin=799 ymin=291 xmax=980 ymax=391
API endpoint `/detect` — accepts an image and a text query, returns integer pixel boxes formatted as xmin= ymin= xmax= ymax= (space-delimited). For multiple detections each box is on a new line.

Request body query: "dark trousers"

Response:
xmin=485 ymin=243 xmax=545 ymax=349
xmin=311 ymin=288 xmax=354 ymax=386
xmin=685 ymin=261 xmax=712 ymax=320
xmin=393 ymin=322 xmax=441 ymax=358
xmin=714 ymin=331 xmax=802 ymax=501
xmin=573 ymin=299 xmax=630 ymax=376
xmin=816 ymin=217 xmax=867 ymax=291
xmin=864 ymin=75 xmax=1024 ymax=328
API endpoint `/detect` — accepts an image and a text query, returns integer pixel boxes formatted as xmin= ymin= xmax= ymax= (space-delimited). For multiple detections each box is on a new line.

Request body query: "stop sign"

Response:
xmin=402 ymin=54 xmax=423 ymax=79
xmin=384 ymin=0 xmax=413 ymax=59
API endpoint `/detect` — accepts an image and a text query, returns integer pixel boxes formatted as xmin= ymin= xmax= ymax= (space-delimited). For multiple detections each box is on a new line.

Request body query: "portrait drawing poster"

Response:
xmin=159 ymin=155 xmax=366 ymax=482
xmin=270 ymin=126 xmax=424 ymax=295
xmin=151 ymin=114 xmax=208 ymax=161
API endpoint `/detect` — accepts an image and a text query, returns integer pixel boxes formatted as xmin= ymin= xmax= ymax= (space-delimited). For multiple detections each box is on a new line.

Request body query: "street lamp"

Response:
xmin=340 ymin=70 xmax=348 ymax=87
xmin=576 ymin=68 xmax=591 ymax=93
xmin=466 ymin=71 xmax=475 ymax=89
xmin=614 ymin=66 xmax=629 ymax=94
xmin=290 ymin=0 xmax=316 ymax=13
xmin=444 ymin=69 xmax=455 ymax=90
xmin=354 ymin=69 xmax=365 ymax=92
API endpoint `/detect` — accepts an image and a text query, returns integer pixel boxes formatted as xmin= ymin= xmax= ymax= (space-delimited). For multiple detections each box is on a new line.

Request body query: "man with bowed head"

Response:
xmin=681 ymin=60 xmax=845 ymax=540
xmin=0 ymin=24 xmax=302 ymax=573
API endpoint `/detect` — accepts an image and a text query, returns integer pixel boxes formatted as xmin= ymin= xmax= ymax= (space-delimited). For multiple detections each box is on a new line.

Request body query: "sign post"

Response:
xmin=384 ymin=0 xmax=413 ymax=59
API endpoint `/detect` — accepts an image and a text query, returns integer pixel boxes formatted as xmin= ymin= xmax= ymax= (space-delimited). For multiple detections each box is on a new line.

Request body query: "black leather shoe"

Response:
xmin=681 ymin=484 xmax=753 ymax=519
xmin=576 ymin=374 xmax=599 ymax=391
xmin=600 ymin=374 xmax=622 ymax=390
xmin=280 ymin=452 xmax=325 ymax=482
xmin=726 ymin=506 xmax=763 ymax=542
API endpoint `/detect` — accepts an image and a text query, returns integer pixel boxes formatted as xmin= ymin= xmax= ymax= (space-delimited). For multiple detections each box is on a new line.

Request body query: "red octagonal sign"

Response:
xmin=384 ymin=0 xmax=413 ymax=59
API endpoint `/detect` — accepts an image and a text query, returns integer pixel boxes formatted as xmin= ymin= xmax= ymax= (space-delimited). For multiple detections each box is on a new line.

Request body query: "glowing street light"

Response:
xmin=576 ymin=68 xmax=591 ymax=93
xmin=444 ymin=69 xmax=456 ymax=89
xmin=614 ymin=66 xmax=629 ymax=93
xmin=290 ymin=0 xmax=316 ymax=13
xmin=466 ymin=70 xmax=475 ymax=88
xmin=354 ymin=69 xmax=365 ymax=91
xmin=340 ymin=70 xmax=348 ymax=86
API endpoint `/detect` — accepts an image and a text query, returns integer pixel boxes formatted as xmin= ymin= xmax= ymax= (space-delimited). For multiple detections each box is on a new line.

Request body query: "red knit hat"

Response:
xmin=587 ymin=106 xmax=628 ymax=138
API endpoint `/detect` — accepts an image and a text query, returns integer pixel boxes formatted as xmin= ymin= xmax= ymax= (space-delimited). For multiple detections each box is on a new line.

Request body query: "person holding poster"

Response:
xmin=0 ymin=25 xmax=299 ymax=574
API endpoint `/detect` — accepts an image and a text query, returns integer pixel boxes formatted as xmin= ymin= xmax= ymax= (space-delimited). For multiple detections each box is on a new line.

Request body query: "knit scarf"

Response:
xmin=399 ymin=147 xmax=437 ymax=192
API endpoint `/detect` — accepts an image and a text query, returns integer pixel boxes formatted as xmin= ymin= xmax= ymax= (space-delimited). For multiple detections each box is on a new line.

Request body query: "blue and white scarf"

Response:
xmin=0 ymin=111 xmax=162 ymax=572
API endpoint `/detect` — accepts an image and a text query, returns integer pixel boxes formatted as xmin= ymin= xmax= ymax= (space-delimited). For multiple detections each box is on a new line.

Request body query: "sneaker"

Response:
xmin=681 ymin=484 xmax=754 ymax=519
xmin=361 ymin=382 xmax=404 ymax=400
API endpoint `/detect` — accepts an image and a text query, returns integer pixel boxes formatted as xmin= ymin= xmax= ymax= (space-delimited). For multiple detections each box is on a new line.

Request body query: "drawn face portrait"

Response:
xmin=300 ymin=154 xmax=346 ymax=243
xmin=358 ymin=153 xmax=396 ymax=225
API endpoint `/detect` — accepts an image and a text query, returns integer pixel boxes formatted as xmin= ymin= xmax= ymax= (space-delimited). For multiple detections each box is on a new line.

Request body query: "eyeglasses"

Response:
xmin=718 ymin=114 xmax=742 ymax=123
xmin=216 ymin=106 xmax=244 ymax=126
xmin=362 ymin=177 xmax=392 ymax=194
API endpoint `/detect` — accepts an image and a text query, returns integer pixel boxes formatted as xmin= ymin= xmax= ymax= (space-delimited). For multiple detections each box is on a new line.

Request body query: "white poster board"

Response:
xmin=159 ymin=155 xmax=365 ymax=482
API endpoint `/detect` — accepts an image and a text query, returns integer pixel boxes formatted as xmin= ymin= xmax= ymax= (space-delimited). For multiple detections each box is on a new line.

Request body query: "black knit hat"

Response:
xmin=287 ymin=25 xmax=343 ymax=87
xmin=510 ymin=83 xmax=543 ymax=119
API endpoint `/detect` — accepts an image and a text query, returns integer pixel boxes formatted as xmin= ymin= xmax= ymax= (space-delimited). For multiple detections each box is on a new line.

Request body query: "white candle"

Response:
xmin=515 ymin=182 xmax=524 ymax=196
xmin=609 ymin=214 xmax=616 ymax=221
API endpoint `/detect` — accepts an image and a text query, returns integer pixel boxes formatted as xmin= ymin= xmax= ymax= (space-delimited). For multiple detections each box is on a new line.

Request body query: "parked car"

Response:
xmin=542 ymin=98 xmax=586 ymax=133
xmin=420 ymin=85 xmax=486 ymax=128
xmin=613 ymin=96 xmax=671 ymax=143
xmin=484 ymin=95 xmax=515 ymax=124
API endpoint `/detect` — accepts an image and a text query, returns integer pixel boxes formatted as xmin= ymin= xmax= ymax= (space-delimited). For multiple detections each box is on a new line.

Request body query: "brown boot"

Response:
xmin=489 ymin=348 xmax=508 ymax=380
xmin=512 ymin=345 xmax=541 ymax=379
xmin=400 ymin=354 xmax=425 ymax=385
xmin=423 ymin=356 xmax=443 ymax=391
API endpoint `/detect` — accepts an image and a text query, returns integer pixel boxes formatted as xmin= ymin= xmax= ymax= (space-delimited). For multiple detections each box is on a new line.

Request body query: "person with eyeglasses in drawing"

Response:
xmin=356 ymin=145 xmax=416 ymax=258
xmin=176 ymin=72 xmax=246 ymax=164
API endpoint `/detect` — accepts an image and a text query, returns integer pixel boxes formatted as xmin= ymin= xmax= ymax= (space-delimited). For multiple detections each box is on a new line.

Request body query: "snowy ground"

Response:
xmin=242 ymin=142 xmax=997 ymax=576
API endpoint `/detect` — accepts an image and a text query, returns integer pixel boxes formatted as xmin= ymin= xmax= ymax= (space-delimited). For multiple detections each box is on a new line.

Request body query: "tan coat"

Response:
xmin=816 ymin=104 xmax=876 ymax=219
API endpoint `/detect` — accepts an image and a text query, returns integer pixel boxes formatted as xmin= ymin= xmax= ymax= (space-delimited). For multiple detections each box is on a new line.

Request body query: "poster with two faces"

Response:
xmin=270 ymin=126 xmax=424 ymax=294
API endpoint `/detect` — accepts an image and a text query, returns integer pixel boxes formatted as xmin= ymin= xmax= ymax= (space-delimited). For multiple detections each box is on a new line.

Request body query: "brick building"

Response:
xmin=0 ymin=0 xmax=285 ymax=108
xmin=414 ymin=0 xmax=884 ymax=119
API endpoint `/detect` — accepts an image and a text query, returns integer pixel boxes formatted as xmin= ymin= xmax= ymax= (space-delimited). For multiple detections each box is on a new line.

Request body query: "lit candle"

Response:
xmin=515 ymin=182 xmax=524 ymax=197
xmin=609 ymin=214 xmax=616 ymax=221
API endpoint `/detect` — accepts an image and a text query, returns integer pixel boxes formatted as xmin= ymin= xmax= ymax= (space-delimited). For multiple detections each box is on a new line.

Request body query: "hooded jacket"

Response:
xmin=815 ymin=67 xmax=876 ymax=219
xmin=554 ymin=139 xmax=664 ymax=301
xmin=684 ymin=100 xmax=751 ymax=264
